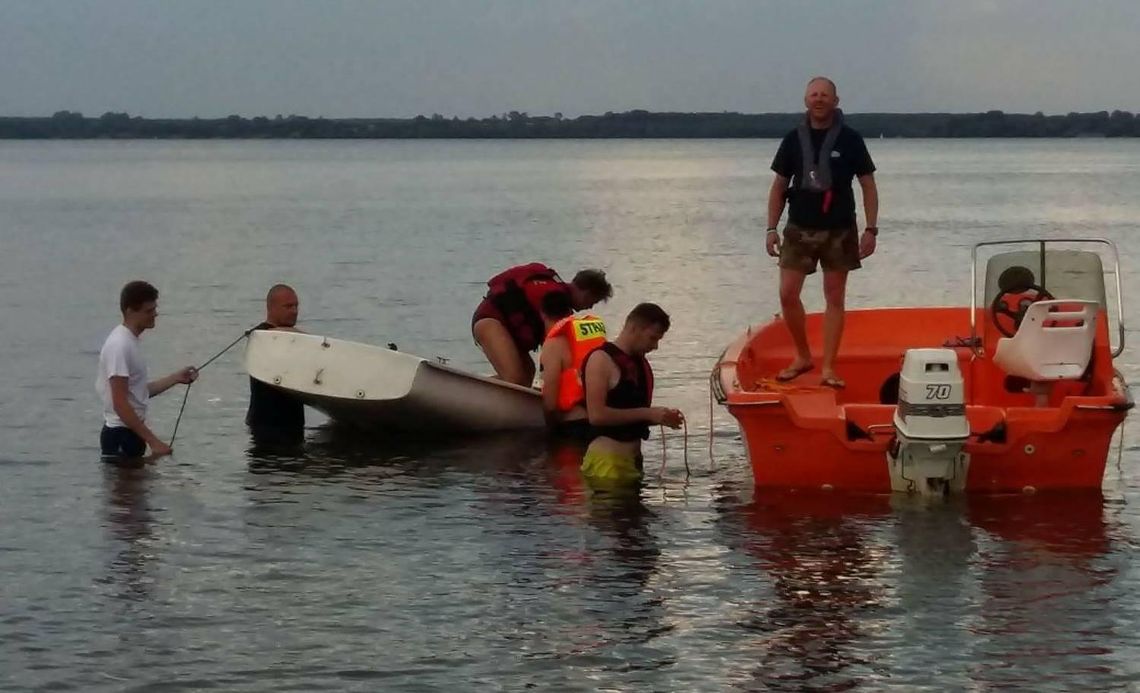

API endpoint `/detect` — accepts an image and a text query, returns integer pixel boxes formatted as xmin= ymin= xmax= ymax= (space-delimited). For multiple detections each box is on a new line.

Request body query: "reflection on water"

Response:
xmin=719 ymin=490 xmax=891 ymax=691
xmin=967 ymin=491 xmax=1112 ymax=557
xmin=75 ymin=453 xmax=1140 ymax=689
xmin=965 ymin=493 xmax=1124 ymax=690
xmin=115 ymin=423 xmax=1135 ymax=690
xmin=545 ymin=438 xmax=591 ymax=506
xmin=581 ymin=490 xmax=667 ymax=648
xmin=99 ymin=463 xmax=159 ymax=603
xmin=245 ymin=425 xmax=550 ymax=475
xmin=712 ymin=488 xmax=1131 ymax=691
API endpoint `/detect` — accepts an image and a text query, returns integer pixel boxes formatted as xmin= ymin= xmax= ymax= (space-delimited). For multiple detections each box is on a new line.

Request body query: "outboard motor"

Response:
xmin=888 ymin=348 xmax=971 ymax=495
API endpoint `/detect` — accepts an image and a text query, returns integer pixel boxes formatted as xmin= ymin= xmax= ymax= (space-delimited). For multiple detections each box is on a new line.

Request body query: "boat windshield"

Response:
xmin=972 ymin=239 xmax=1125 ymax=357
xmin=982 ymin=249 xmax=1107 ymax=309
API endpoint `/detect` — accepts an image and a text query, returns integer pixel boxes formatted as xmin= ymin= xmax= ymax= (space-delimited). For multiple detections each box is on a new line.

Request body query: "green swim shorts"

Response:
xmin=581 ymin=447 xmax=642 ymax=487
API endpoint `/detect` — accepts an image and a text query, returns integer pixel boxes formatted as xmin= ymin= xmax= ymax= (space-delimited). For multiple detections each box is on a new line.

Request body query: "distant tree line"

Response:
xmin=2 ymin=109 xmax=1138 ymax=139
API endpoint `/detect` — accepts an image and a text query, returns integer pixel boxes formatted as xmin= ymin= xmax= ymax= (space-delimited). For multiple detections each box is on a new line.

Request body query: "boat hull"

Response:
xmin=245 ymin=331 xmax=545 ymax=434
xmin=726 ymin=396 xmax=1126 ymax=492
xmin=715 ymin=307 xmax=1132 ymax=492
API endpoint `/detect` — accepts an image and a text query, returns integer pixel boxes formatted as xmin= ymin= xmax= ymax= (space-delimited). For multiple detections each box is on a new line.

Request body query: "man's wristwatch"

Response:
xmin=865 ymin=226 xmax=878 ymax=236
xmin=766 ymin=228 xmax=779 ymax=235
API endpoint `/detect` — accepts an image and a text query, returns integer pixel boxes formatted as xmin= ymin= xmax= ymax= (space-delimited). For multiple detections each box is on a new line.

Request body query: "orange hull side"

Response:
xmin=729 ymin=403 xmax=1123 ymax=491
xmin=717 ymin=307 xmax=1131 ymax=492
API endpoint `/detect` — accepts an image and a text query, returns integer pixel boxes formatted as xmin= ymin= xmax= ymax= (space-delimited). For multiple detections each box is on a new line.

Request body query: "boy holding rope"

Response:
xmin=95 ymin=280 xmax=198 ymax=461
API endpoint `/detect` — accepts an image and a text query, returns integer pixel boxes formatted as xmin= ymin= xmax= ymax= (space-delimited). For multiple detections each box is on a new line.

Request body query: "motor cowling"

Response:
xmin=889 ymin=348 xmax=971 ymax=495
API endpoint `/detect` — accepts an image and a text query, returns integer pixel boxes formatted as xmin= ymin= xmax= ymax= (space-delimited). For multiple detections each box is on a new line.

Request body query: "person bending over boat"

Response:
xmin=581 ymin=303 xmax=684 ymax=486
xmin=539 ymin=292 xmax=607 ymax=442
xmin=96 ymin=281 xmax=198 ymax=461
xmin=246 ymin=284 xmax=306 ymax=441
xmin=472 ymin=263 xmax=612 ymax=386
xmin=765 ymin=76 xmax=879 ymax=389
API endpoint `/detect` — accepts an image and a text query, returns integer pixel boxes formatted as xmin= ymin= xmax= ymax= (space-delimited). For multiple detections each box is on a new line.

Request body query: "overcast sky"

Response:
xmin=2 ymin=0 xmax=1138 ymax=118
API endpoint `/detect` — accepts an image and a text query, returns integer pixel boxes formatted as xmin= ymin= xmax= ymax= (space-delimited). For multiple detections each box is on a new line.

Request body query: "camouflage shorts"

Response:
xmin=778 ymin=222 xmax=861 ymax=275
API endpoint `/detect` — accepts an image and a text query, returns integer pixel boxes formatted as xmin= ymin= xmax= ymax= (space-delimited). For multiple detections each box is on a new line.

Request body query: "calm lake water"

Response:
xmin=2 ymin=139 xmax=1139 ymax=691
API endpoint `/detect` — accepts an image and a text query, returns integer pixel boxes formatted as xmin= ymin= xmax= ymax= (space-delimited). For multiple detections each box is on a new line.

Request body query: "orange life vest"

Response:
xmin=544 ymin=314 xmax=607 ymax=412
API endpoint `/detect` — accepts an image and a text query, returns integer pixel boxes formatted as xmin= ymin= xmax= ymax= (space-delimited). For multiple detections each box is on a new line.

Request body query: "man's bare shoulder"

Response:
xmin=584 ymin=345 xmax=616 ymax=371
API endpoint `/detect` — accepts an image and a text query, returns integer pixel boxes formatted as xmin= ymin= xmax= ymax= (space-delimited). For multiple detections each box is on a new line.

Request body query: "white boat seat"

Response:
xmin=993 ymin=300 xmax=1099 ymax=381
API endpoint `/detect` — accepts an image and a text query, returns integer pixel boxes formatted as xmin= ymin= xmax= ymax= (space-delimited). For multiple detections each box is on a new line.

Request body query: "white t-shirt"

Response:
xmin=96 ymin=324 xmax=149 ymax=427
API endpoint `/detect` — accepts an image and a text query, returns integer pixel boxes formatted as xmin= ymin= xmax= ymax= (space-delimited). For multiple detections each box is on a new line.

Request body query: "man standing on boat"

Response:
xmin=247 ymin=284 xmax=306 ymax=441
xmin=472 ymin=263 xmax=613 ymax=386
xmin=765 ymin=76 xmax=879 ymax=388
xmin=96 ymin=280 xmax=198 ymax=461
xmin=580 ymin=303 xmax=684 ymax=487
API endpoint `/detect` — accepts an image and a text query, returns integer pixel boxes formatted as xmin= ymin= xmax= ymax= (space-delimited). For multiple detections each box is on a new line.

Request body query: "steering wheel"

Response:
xmin=990 ymin=283 xmax=1055 ymax=337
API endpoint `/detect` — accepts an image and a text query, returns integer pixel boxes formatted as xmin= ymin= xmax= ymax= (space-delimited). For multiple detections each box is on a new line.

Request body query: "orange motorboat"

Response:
xmin=713 ymin=239 xmax=1133 ymax=494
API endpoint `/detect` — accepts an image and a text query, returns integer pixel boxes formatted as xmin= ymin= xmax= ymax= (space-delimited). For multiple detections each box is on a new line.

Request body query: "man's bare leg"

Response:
xmin=777 ymin=268 xmax=814 ymax=379
xmin=473 ymin=318 xmax=534 ymax=386
xmin=820 ymin=270 xmax=849 ymax=386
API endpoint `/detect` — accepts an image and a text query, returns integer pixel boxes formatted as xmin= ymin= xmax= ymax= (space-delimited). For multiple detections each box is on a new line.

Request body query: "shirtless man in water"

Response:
xmin=580 ymin=303 xmax=683 ymax=487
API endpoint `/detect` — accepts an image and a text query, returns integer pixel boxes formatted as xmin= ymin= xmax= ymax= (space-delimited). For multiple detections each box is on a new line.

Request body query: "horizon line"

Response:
xmin=3 ymin=108 xmax=1135 ymax=121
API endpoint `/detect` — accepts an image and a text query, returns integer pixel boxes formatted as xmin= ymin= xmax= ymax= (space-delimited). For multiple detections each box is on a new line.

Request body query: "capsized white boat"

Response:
xmin=244 ymin=330 xmax=545 ymax=434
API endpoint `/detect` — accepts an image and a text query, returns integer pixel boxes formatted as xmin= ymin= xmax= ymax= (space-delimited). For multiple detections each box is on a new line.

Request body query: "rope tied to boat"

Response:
xmin=170 ymin=327 xmax=256 ymax=444
xmin=653 ymin=380 xmax=727 ymax=483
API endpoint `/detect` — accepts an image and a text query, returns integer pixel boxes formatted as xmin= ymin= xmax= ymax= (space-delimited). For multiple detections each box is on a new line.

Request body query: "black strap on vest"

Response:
xmin=583 ymin=342 xmax=653 ymax=441
xmin=796 ymin=108 xmax=844 ymax=193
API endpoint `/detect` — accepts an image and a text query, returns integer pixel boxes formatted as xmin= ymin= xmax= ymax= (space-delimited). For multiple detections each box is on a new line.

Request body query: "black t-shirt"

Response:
xmin=246 ymin=322 xmax=305 ymax=431
xmin=771 ymin=125 xmax=875 ymax=230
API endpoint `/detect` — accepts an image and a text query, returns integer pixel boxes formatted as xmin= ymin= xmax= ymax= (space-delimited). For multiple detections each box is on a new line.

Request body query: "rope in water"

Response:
xmin=1116 ymin=417 xmax=1127 ymax=476
xmin=708 ymin=385 xmax=716 ymax=467
xmin=170 ymin=328 xmax=255 ymax=444
xmin=683 ymin=419 xmax=689 ymax=476
xmin=658 ymin=418 xmax=691 ymax=481
xmin=657 ymin=377 xmax=728 ymax=482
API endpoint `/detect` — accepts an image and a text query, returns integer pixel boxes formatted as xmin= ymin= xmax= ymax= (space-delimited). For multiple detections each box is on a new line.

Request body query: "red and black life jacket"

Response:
xmin=582 ymin=342 xmax=655 ymax=442
xmin=485 ymin=263 xmax=568 ymax=352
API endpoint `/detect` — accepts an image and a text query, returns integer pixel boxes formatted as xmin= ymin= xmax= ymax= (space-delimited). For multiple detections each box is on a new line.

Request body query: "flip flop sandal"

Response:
xmin=775 ymin=363 xmax=814 ymax=382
